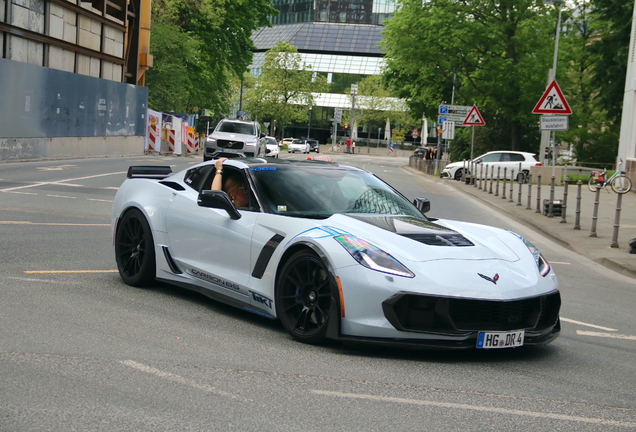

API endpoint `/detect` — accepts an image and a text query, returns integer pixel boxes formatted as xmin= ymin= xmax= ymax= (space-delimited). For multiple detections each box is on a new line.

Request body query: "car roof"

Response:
xmin=482 ymin=150 xmax=536 ymax=156
xmin=218 ymin=118 xmax=256 ymax=125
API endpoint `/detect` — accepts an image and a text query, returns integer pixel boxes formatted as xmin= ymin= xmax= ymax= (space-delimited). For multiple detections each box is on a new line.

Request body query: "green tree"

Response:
xmin=382 ymin=0 xmax=556 ymax=153
xmin=244 ymin=42 xmax=328 ymax=138
xmin=146 ymin=0 xmax=276 ymax=116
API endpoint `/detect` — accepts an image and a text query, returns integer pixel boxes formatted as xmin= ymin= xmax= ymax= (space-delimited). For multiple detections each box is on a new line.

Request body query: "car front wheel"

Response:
xmin=453 ymin=168 xmax=463 ymax=181
xmin=276 ymin=250 xmax=337 ymax=344
xmin=115 ymin=209 xmax=156 ymax=287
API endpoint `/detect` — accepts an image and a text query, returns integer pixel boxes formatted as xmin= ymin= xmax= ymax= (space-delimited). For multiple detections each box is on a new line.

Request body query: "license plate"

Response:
xmin=221 ymin=148 xmax=240 ymax=153
xmin=477 ymin=330 xmax=525 ymax=349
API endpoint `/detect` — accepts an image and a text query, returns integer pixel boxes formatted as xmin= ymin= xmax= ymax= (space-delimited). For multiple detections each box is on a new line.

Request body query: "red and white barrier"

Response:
xmin=148 ymin=125 xmax=158 ymax=152
xmin=168 ymin=129 xmax=176 ymax=153
xmin=186 ymin=132 xmax=195 ymax=155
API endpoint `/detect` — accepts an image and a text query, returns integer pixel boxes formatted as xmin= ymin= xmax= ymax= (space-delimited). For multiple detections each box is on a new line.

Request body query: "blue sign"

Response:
xmin=438 ymin=115 xmax=448 ymax=124
xmin=439 ymin=105 xmax=449 ymax=114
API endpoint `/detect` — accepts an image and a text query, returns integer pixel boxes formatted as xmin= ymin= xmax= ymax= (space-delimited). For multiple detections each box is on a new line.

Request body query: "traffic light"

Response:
xmin=344 ymin=124 xmax=349 ymax=129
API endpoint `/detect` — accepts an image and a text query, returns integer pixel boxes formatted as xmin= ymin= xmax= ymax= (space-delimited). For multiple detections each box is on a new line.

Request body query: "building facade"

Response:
xmin=250 ymin=0 xmax=401 ymax=143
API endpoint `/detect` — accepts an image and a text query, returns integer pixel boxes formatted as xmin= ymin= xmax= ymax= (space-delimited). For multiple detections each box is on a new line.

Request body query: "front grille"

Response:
xmin=383 ymin=291 xmax=561 ymax=333
xmin=217 ymin=139 xmax=244 ymax=149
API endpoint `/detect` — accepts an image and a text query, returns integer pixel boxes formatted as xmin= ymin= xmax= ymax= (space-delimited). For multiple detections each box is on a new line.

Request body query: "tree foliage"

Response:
xmin=382 ymin=0 xmax=557 ymax=154
xmin=243 ymin=42 xmax=328 ymax=137
xmin=145 ymin=0 xmax=276 ymax=116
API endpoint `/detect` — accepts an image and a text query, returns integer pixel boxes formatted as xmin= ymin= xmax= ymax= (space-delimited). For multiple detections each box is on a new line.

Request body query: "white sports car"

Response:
xmin=112 ymin=158 xmax=561 ymax=349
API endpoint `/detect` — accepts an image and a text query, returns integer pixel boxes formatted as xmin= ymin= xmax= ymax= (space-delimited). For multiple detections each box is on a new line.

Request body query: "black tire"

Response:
xmin=517 ymin=170 xmax=529 ymax=184
xmin=276 ymin=250 xmax=337 ymax=344
xmin=454 ymin=168 xmax=463 ymax=181
xmin=115 ymin=209 xmax=156 ymax=287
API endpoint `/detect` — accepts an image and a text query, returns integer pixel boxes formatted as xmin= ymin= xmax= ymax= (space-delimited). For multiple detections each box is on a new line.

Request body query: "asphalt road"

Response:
xmin=0 ymin=154 xmax=635 ymax=431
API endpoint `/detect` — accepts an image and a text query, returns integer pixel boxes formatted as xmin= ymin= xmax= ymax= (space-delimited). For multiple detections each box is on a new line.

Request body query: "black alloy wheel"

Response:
xmin=115 ymin=209 xmax=156 ymax=287
xmin=454 ymin=168 xmax=463 ymax=181
xmin=276 ymin=250 xmax=337 ymax=344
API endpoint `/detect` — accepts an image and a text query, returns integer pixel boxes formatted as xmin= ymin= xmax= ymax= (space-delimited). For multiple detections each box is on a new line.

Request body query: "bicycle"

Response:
xmin=329 ymin=142 xmax=342 ymax=152
xmin=588 ymin=159 xmax=632 ymax=193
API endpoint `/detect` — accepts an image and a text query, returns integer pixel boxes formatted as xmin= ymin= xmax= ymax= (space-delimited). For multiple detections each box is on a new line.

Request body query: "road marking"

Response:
xmin=311 ymin=390 xmax=636 ymax=428
xmin=46 ymin=194 xmax=76 ymax=199
xmin=0 ymin=171 xmax=127 ymax=192
xmin=1 ymin=221 xmax=109 ymax=226
xmin=87 ymin=198 xmax=114 ymax=203
xmin=24 ymin=270 xmax=118 ymax=274
xmin=36 ymin=165 xmax=77 ymax=171
xmin=561 ymin=318 xmax=617 ymax=331
xmin=549 ymin=261 xmax=571 ymax=265
xmin=577 ymin=331 xmax=636 ymax=341
xmin=120 ymin=360 xmax=248 ymax=401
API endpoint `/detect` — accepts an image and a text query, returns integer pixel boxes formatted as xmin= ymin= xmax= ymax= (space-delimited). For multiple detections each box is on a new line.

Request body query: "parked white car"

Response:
xmin=288 ymin=138 xmax=310 ymax=154
xmin=264 ymin=136 xmax=279 ymax=158
xmin=441 ymin=151 xmax=541 ymax=182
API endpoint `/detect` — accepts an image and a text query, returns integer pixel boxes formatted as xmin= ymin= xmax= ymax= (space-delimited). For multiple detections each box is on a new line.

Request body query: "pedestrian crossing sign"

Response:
xmin=532 ymin=80 xmax=572 ymax=114
xmin=462 ymin=105 xmax=486 ymax=126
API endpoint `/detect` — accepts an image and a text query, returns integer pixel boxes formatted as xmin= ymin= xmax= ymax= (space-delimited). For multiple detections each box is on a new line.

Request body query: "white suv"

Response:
xmin=203 ymin=119 xmax=267 ymax=161
xmin=441 ymin=151 xmax=541 ymax=182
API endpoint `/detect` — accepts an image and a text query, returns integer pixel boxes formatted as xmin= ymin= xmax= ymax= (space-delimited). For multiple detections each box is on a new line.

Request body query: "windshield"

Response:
xmin=250 ymin=165 xmax=423 ymax=219
xmin=291 ymin=139 xmax=305 ymax=144
xmin=217 ymin=121 xmax=255 ymax=135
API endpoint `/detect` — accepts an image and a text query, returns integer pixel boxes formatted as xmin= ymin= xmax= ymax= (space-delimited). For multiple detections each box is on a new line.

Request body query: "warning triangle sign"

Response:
xmin=463 ymin=105 xmax=486 ymax=126
xmin=532 ymin=80 xmax=572 ymax=114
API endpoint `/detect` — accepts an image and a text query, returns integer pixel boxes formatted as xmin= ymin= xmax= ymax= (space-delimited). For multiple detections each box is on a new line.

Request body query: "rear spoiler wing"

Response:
xmin=127 ymin=165 xmax=173 ymax=179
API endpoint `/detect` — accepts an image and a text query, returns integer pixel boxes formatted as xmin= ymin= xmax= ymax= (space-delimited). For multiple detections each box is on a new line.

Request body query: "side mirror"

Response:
xmin=413 ymin=197 xmax=430 ymax=214
xmin=198 ymin=190 xmax=242 ymax=220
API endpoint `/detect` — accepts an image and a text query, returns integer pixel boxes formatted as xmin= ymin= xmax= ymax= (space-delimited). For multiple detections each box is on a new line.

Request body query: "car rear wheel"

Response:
xmin=276 ymin=250 xmax=337 ymax=344
xmin=115 ymin=209 xmax=156 ymax=287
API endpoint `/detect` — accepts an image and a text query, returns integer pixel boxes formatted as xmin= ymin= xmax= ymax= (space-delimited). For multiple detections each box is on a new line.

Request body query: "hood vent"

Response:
xmin=401 ymin=233 xmax=474 ymax=247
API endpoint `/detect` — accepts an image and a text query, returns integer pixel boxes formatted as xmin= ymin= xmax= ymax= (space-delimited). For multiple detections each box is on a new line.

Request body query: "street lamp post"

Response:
xmin=307 ymin=106 xmax=312 ymax=139
xmin=542 ymin=0 xmax=564 ymax=169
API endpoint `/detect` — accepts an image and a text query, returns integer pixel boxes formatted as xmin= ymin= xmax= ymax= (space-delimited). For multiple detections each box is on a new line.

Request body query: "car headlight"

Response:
xmin=245 ymin=140 xmax=257 ymax=147
xmin=334 ymin=235 xmax=415 ymax=278
xmin=524 ymin=239 xmax=551 ymax=276
xmin=207 ymin=137 xmax=216 ymax=144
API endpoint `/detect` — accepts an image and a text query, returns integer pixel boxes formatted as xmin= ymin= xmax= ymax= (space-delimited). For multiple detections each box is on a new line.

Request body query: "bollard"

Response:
xmin=495 ymin=166 xmax=501 ymax=196
xmin=574 ymin=180 xmax=582 ymax=230
xmin=547 ymin=176 xmax=556 ymax=218
xmin=536 ymin=174 xmax=542 ymax=213
xmin=478 ymin=164 xmax=483 ymax=189
xmin=462 ymin=160 xmax=467 ymax=183
xmin=526 ymin=173 xmax=533 ymax=210
xmin=502 ymin=168 xmax=508 ymax=199
xmin=509 ymin=169 xmax=515 ymax=202
xmin=489 ymin=165 xmax=494 ymax=194
xmin=471 ymin=160 xmax=476 ymax=185
xmin=561 ymin=177 xmax=569 ymax=223
xmin=517 ymin=172 xmax=523 ymax=206
xmin=610 ymin=192 xmax=623 ymax=248
xmin=590 ymin=185 xmax=601 ymax=237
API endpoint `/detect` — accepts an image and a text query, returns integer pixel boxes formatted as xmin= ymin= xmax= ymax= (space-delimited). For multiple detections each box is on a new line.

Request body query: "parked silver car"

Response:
xmin=203 ymin=118 xmax=267 ymax=161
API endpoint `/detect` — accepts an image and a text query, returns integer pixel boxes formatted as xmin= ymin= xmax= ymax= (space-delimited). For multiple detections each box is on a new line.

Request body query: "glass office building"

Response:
xmin=250 ymin=0 xmax=399 ymax=141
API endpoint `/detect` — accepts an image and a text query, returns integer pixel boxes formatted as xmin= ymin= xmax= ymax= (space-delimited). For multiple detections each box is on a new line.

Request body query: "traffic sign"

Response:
xmin=411 ymin=128 xmax=419 ymax=137
xmin=438 ymin=114 xmax=468 ymax=125
xmin=462 ymin=105 xmax=485 ymax=126
xmin=442 ymin=121 xmax=455 ymax=139
xmin=532 ymin=81 xmax=572 ymax=114
xmin=439 ymin=104 xmax=471 ymax=115
xmin=540 ymin=115 xmax=569 ymax=131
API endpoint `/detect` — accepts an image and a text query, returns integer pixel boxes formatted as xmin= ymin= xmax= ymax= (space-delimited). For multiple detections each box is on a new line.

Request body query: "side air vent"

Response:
xmin=159 ymin=181 xmax=186 ymax=191
xmin=401 ymin=233 xmax=474 ymax=247
xmin=162 ymin=246 xmax=182 ymax=274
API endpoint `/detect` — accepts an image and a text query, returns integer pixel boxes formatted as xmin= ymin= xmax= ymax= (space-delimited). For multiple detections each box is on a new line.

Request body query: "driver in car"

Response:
xmin=212 ymin=158 xmax=249 ymax=207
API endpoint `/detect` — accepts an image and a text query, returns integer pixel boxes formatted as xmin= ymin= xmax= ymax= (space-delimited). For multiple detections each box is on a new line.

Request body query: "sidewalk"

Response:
xmin=421 ymin=170 xmax=636 ymax=279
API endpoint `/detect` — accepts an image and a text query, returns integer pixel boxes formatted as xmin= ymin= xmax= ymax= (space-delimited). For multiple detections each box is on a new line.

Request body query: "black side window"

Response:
xmin=509 ymin=154 xmax=525 ymax=162
xmin=184 ymin=166 xmax=214 ymax=191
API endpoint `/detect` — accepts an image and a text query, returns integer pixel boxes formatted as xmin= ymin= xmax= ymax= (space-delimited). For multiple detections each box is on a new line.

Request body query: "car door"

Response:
xmin=164 ymin=190 xmax=257 ymax=301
